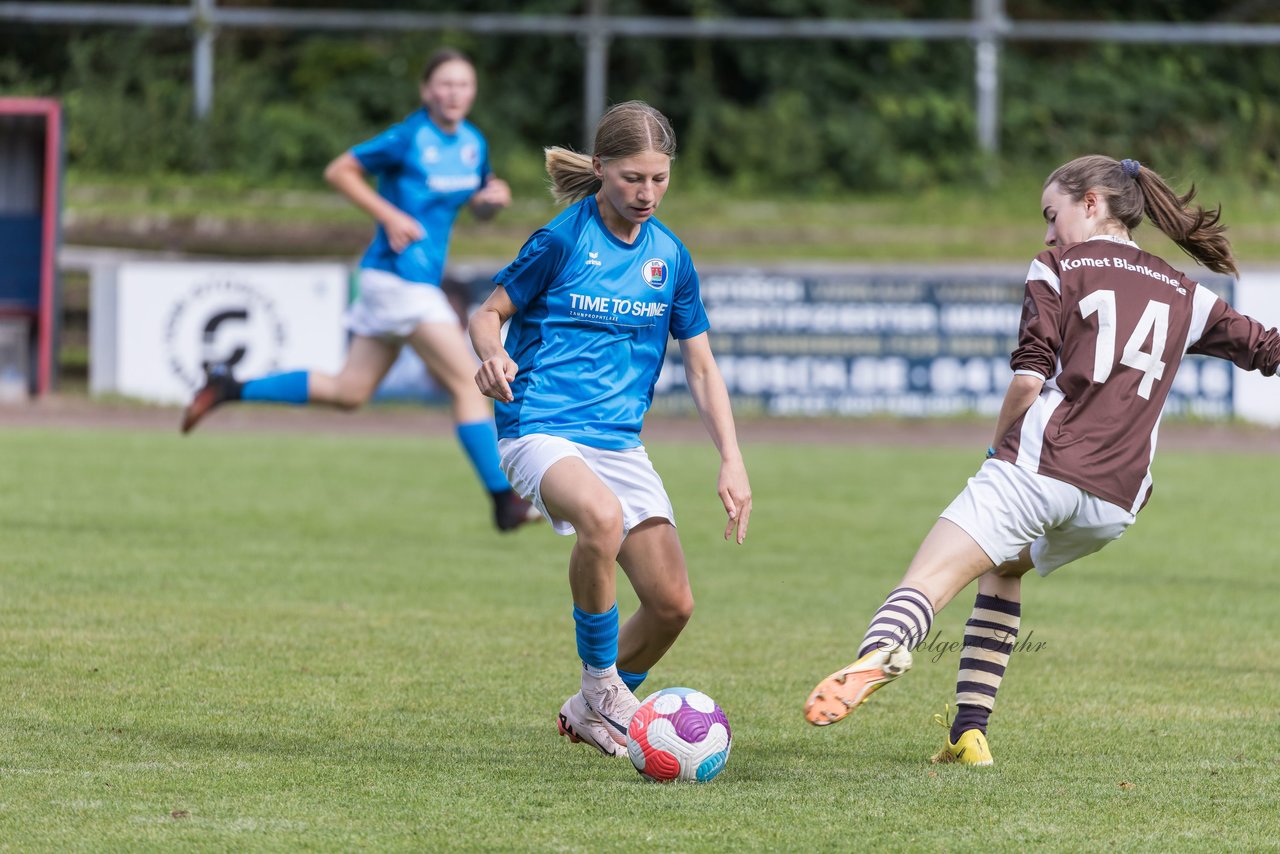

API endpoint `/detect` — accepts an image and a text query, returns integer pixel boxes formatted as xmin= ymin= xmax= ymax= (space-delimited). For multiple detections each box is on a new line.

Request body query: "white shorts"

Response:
xmin=497 ymin=434 xmax=676 ymax=538
xmin=941 ymin=459 xmax=1136 ymax=576
xmin=347 ymin=268 xmax=458 ymax=340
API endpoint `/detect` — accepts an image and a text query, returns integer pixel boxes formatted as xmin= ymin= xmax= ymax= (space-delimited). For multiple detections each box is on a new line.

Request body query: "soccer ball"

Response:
xmin=626 ymin=687 xmax=731 ymax=783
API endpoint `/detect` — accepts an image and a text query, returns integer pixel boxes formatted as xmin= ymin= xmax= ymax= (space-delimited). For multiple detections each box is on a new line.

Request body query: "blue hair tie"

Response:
xmin=1121 ymin=158 xmax=1141 ymax=179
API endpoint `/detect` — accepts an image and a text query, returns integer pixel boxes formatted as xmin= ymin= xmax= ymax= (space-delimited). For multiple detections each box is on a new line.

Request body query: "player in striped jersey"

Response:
xmin=805 ymin=155 xmax=1280 ymax=765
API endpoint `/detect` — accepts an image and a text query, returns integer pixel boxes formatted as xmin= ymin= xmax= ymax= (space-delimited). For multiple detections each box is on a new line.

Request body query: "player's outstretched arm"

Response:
xmin=324 ymin=151 xmax=423 ymax=252
xmin=680 ymin=333 xmax=752 ymax=544
xmin=470 ymin=286 xmax=519 ymax=403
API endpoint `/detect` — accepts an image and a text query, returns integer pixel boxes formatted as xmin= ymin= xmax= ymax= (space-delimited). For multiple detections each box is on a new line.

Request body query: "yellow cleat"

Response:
xmin=804 ymin=644 xmax=912 ymax=727
xmin=929 ymin=706 xmax=994 ymax=766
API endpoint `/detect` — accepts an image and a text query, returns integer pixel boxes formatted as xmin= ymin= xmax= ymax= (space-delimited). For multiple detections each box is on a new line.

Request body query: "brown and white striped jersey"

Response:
xmin=994 ymin=235 xmax=1280 ymax=514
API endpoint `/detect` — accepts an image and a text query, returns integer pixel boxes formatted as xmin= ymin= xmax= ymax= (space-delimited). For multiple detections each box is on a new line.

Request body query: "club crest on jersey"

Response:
xmin=641 ymin=258 xmax=668 ymax=289
xmin=460 ymin=143 xmax=480 ymax=167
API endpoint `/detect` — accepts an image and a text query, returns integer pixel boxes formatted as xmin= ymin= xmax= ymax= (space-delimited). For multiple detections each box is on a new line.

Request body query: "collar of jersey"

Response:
xmin=418 ymin=108 xmax=461 ymax=140
xmin=588 ymin=194 xmax=649 ymax=251
xmin=1086 ymin=234 xmax=1139 ymax=249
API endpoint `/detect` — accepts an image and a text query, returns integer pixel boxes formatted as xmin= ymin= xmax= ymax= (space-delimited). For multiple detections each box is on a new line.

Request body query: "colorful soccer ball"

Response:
xmin=626 ymin=687 xmax=731 ymax=783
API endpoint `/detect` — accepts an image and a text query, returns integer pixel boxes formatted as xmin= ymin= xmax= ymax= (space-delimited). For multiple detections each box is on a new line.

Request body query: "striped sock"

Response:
xmin=951 ymin=592 xmax=1021 ymax=742
xmin=858 ymin=586 xmax=934 ymax=658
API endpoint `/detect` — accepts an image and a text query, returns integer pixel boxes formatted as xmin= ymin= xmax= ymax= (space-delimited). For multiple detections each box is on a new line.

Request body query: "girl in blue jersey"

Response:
xmin=181 ymin=49 xmax=537 ymax=532
xmin=470 ymin=101 xmax=753 ymax=758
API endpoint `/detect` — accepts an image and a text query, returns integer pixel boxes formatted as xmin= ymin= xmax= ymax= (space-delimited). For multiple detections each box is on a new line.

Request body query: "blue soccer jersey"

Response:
xmin=494 ymin=195 xmax=710 ymax=449
xmin=350 ymin=109 xmax=490 ymax=286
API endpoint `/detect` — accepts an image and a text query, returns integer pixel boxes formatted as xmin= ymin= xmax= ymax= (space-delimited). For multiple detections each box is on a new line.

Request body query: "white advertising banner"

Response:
xmin=94 ymin=261 xmax=348 ymax=404
xmin=1232 ymin=270 xmax=1280 ymax=426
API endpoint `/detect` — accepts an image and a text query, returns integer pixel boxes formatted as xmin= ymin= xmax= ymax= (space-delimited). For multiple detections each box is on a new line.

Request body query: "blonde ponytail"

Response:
xmin=544 ymin=147 xmax=601 ymax=206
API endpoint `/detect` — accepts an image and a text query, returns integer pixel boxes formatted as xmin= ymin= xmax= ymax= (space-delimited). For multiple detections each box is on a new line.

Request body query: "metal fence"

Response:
xmin=3 ymin=1 xmax=1280 ymax=152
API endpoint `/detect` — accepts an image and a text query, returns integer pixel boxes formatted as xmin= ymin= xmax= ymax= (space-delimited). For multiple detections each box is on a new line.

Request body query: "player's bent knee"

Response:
xmin=658 ymin=594 xmax=694 ymax=630
xmin=575 ymin=503 xmax=625 ymax=546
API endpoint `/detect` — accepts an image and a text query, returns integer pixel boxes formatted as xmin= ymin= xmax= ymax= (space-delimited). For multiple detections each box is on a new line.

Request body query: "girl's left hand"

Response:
xmin=718 ymin=459 xmax=752 ymax=545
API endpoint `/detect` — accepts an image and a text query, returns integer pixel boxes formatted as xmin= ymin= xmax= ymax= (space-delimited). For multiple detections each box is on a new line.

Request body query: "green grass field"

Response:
xmin=2 ymin=427 xmax=1278 ymax=851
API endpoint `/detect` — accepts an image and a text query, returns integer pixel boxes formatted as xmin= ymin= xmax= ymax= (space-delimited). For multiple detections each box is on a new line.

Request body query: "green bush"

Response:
xmin=61 ymin=31 xmax=202 ymax=174
xmin=2 ymin=3 xmax=1278 ymax=192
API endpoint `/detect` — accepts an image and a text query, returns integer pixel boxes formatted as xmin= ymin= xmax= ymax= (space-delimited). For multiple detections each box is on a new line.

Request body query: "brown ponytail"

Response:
xmin=1135 ymin=168 xmax=1236 ymax=276
xmin=545 ymin=100 xmax=678 ymax=205
xmin=1045 ymin=155 xmax=1237 ymax=276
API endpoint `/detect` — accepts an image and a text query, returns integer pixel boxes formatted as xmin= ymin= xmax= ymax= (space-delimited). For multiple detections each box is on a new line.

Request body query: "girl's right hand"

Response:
xmin=475 ymin=352 xmax=518 ymax=403
xmin=382 ymin=209 xmax=425 ymax=253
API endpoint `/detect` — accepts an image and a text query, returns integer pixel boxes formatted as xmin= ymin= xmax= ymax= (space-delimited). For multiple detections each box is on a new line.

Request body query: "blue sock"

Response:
xmin=618 ymin=668 xmax=648 ymax=693
xmin=573 ymin=603 xmax=619 ymax=670
xmin=241 ymin=371 xmax=309 ymax=405
xmin=456 ymin=420 xmax=510 ymax=493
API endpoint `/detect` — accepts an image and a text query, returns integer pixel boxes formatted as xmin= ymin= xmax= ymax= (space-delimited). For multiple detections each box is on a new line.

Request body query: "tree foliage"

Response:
xmin=1 ymin=1 xmax=1277 ymax=190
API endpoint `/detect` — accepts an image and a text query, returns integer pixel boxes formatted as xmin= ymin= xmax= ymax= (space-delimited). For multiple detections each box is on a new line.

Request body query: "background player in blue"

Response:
xmin=470 ymin=101 xmax=753 ymax=758
xmin=181 ymin=48 xmax=537 ymax=532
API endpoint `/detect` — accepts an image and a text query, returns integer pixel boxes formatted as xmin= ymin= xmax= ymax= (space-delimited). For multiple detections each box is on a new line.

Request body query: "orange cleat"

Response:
xmin=804 ymin=644 xmax=913 ymax=727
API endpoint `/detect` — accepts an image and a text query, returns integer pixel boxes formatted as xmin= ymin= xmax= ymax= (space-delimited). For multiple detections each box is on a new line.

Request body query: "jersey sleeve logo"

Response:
xmin=641 ymin=258 xmax=668 ymax=289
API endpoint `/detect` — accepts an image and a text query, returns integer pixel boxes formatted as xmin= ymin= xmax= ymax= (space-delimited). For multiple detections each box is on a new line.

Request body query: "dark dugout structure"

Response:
xmin=0 ymin=97 xmax=61 ymax=397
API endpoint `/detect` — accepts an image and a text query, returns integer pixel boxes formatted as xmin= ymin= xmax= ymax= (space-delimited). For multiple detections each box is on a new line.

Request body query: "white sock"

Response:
xmin=583 ymin=663 xmax=617 ymax=681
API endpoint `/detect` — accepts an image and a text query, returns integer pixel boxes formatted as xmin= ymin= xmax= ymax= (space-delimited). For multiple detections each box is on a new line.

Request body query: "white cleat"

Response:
xmin=557 ymin=691 xmax=627 ymax=758
xmin=580 ymin=670 xmax=640 ymax=749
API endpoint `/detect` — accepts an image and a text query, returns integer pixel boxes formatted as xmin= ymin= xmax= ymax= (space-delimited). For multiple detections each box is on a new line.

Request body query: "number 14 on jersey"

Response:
xmin=1079 ymin=290 xmax=1169 ymax=399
